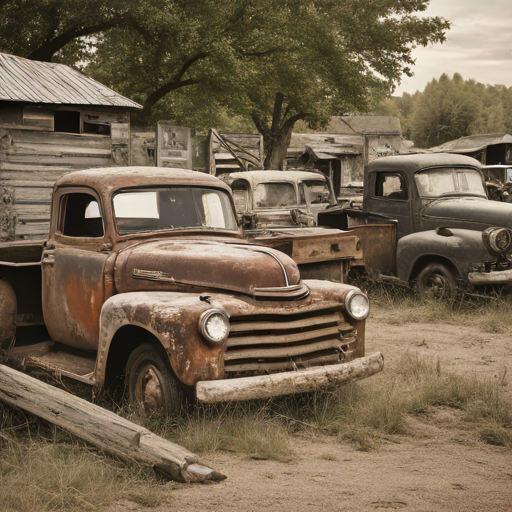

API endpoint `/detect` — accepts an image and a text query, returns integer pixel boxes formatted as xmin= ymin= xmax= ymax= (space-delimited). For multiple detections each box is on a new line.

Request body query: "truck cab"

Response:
xmin=0 ymin=167 xmax=383 ymax=413
xmin=355 ymin=153 xmax=512 ymax=297
xmin=364 ymin=153 xmax=512 ymax=238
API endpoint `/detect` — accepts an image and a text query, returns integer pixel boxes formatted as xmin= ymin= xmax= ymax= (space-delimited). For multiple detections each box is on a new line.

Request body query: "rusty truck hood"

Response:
xmin=422 ymin=196 xmax=512 ymax=228
xmin=114 ymin=239 xmax=305 ymax=298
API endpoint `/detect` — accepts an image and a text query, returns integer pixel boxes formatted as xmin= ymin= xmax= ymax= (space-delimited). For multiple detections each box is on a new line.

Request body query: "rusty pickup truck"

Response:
xmin=0 ymin=167 xmax=383 ymax=413
xmin=221 ymin=170 xmax=395 ymax=283
xmin=320 ymin=153 xmax=512 ymax=298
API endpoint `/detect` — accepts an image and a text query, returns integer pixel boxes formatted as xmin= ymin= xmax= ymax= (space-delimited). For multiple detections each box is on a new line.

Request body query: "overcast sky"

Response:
xmin=394 ymin=0 xmax=512 ymax=95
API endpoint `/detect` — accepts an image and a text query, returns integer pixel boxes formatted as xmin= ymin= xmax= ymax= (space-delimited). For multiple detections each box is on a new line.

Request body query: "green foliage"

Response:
xmin=1 ymin=0 xmax=449 ymax=165
xmin=0 ymin=0 xmax=132 ymax=63
xmin=375 ymin=73 xmax=512 ymax=148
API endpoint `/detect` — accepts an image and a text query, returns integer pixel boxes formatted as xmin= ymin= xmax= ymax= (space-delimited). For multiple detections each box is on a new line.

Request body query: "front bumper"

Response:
xmin=195 ymin=352 xmax=384 ymax=403
xmin=468 ymin=268 xmax=512 ymax=285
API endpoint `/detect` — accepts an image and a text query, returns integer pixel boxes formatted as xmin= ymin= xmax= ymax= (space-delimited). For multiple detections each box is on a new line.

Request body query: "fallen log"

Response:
xmin=197 ymin=352 xmax=384 ymax=403
xmin=0 ymin=364 xmax=225 ymax=483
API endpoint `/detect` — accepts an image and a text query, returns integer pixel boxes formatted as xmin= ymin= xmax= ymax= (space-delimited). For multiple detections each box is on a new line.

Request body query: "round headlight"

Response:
xmin=344 ymin=290 xmax=370 ymax=320
xmin=483 ymin=227 xmax=512 ymax=258
xmin=492 ymin=228 xmax=512 ymax=252
xmin=199 ymin=309 xmax=230 ymax=344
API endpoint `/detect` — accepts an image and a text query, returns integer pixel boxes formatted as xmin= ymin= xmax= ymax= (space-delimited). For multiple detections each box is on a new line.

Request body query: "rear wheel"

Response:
xmin=125 ymin=343 xmax=183 ymax=415
xmin=416 ymin=263 xmax=457 ymax=301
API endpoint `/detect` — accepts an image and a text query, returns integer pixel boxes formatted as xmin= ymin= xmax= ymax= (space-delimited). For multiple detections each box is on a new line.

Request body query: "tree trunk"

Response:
xmin=0 ymin=364 xmax=225 ymax=483
xmin=264 ymin=122 xmax=295 ymax=170
xmin=261 ymin=95 xmax=307 ymax=169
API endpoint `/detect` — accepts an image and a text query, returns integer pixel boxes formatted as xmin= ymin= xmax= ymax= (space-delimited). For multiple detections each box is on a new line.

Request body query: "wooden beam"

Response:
xmin=0 ymin=364 xmax=225 ymax=483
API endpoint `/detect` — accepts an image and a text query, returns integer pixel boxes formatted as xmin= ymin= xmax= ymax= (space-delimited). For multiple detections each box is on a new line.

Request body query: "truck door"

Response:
xmin=366 ymin=171 xmax=413 ymax=240
xmin=42 ymin=188 xmax=109 ymax=351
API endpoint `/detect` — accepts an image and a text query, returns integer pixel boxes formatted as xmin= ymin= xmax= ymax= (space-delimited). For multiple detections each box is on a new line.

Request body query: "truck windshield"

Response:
xmin=254 ymin=182 xmax=298 ymax=208
xmin=303 ymin=180 xmax=333 ymax=205
xmin=414 ymin=168 xmax=486 ymax=198
xmin=113 ymin=187 xmax=238 ymax=234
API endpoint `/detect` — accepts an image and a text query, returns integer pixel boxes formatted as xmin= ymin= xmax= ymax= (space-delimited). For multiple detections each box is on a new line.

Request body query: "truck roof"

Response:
xmin=366 ymin=153 xmax=483 ymax=174
xmin=224 ymin=170 xmax=327 ymax=185
xmin=55 ymin=166 xmax=232 ymax=194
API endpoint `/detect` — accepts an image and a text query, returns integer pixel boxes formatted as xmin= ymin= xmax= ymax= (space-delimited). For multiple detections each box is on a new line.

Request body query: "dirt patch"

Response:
xmin=109 ymin=304 xmax=512 ymax=512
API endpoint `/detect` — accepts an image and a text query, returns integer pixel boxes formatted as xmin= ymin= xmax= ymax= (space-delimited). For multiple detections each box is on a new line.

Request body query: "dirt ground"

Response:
xmin=114 ymin=305 xmax=512 ymax=512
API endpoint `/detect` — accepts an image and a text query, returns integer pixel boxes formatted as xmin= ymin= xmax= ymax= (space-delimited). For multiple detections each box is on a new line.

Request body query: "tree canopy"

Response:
xmin=376 ymin=73 xmax=512 ymax=148
xmin=1 ymin=0 xmax=450 ymax=167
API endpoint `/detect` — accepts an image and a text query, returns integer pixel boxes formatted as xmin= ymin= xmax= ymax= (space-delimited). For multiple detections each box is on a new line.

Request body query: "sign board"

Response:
xmin=156 ymin=123 xmax=192 ymax=169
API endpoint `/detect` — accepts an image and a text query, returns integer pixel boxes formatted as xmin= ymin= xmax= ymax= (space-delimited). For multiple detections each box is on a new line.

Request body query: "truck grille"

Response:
xmin=224 ymin=308 xmax=358 ymax=374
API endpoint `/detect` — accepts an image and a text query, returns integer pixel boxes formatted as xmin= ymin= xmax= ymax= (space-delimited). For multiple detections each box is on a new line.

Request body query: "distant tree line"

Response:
xmin=374 ymin=73 xmax=512 ymax=149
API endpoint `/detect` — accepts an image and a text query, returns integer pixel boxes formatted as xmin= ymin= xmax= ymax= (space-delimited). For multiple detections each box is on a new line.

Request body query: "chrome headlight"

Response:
xmin=483 ymin=227 xmax=512 ymax=258
xmin=199 ymin=309 xmax=230 ymax=344
xmin=344 ymin=290 xmax=370 ymax=320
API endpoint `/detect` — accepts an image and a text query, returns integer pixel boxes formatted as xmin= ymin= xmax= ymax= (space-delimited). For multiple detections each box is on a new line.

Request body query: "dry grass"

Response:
xmin=0 ymin=404 xmax=166 ymax=512
xmin=353 ymin=277 xmax=512 ymax=333
xmin=123 ymin=403 xmax=293 ymax=462
xmin=270 ymin=352 xmax=512 ymax=450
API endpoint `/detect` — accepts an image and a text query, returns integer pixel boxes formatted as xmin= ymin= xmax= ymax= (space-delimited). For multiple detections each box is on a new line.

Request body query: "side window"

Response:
xmin=374 ymin=172 xmax=408 ymax=200
xmin=231 ymin=180 xmax=250 ymax=213
xmin=60 ymin=193 xmax=104 ymax=237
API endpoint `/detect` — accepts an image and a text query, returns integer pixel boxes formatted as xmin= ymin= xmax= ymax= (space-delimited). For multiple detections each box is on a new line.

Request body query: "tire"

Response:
xmin=416 ymin=263 xmax=457 ymax=301
xmin=125 ymin=343 xmax=183 ymax=415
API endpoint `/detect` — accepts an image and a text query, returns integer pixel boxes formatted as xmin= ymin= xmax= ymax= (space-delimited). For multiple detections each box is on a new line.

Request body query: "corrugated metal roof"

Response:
xmin=430 ymin=134 xmax=512 ymax=153
xmin=327 ymin=116 xmax=401 ymax=135
xmin=0 ymin=53 xmax=142 ymax=109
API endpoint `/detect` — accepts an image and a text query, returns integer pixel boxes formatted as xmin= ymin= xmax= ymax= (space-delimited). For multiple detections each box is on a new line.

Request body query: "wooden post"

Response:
xmin=0 ymin=364 xmax=225 ymax=483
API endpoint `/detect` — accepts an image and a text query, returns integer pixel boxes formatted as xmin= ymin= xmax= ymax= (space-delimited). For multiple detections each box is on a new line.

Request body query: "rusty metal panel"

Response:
xmin=42 ymin=246 xmax=109 ymax=351
xmin=225 ymin=306 xmax=359 ymax=374
xmin=349 ymin=223 xmax=397 ymax=278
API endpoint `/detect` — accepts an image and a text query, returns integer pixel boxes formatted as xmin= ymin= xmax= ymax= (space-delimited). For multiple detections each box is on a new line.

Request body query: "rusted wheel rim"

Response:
xmin=425 ymin=273 xmax=452 ymax=299
xmin=134 ymin=364 xmax=164 ymax=411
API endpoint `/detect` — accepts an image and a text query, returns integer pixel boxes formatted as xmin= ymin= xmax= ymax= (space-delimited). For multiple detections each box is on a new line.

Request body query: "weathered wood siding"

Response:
xmin=0 ymin=127 xmax=113 ymax=241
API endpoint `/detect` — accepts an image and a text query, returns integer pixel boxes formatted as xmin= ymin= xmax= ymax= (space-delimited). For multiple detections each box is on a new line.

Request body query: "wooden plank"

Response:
xmin=0 ymin=162 xmax=85 ymax=174
xmin=197 ymin=352 xmax=384 ymax=402
xmin=0 ymin=364 xmax=225 ymax=483
xmin=2 ymin=128 xmax=112 ymax=149
xmin=13 ymin=222 xmax=51 ymax=237
xmin=9 ymin=142 xmax=112 ymax=157
xmin=4 ymin=154 xmax=112 ymax=166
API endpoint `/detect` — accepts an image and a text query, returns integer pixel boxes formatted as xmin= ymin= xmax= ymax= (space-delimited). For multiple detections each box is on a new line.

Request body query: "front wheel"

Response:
xmin=125 ymin=343 xmax=183 ymax=415
xmin=416 ymin=263 xmax=457 ymax=301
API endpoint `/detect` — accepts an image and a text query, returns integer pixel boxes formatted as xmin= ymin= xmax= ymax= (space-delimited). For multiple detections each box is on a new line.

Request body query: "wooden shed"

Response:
xmin=0 ymin=53 xmax=142 ymax=241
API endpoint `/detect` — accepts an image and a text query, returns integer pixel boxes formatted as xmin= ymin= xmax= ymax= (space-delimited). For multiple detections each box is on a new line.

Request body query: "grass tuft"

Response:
xmin=122 ymin=403 xmax=293 ymax=462
xmin=0 ymin=404 xmax=165 ymax=512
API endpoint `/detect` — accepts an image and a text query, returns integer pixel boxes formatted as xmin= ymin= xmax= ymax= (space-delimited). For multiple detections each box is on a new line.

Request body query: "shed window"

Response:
xmin=54 ymin=110 xmax=80 ymax=134
xmin=374 ymin=173 xmax=408 ymax=200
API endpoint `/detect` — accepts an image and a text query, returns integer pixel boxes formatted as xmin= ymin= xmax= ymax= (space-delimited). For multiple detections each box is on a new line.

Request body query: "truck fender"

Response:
xmin=0 ymin=279 xmax=16 ymax=353
xmin=396 ymin=229 xmax=491 ymax=284
xmin=94 ymin=291 xmax=224 ymax=394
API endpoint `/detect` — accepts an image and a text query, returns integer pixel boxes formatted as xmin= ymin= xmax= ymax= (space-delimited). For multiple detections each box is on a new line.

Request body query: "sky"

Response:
xmin=394 ymin=0 xmax=512 ymax=95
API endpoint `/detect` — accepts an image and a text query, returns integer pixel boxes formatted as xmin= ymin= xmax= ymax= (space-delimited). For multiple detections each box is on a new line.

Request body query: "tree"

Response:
xmin=88 ymin=0 xmax=449 ymax=168
xmin=0 ymin=0 xmax=133 ymax=64
xmin=1 ymin=0 xmax=450 ymax=168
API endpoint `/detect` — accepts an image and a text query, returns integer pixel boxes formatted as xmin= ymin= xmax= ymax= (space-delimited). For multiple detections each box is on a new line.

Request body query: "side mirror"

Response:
xmin=242 ymin=213 xmax=257 ymax=230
